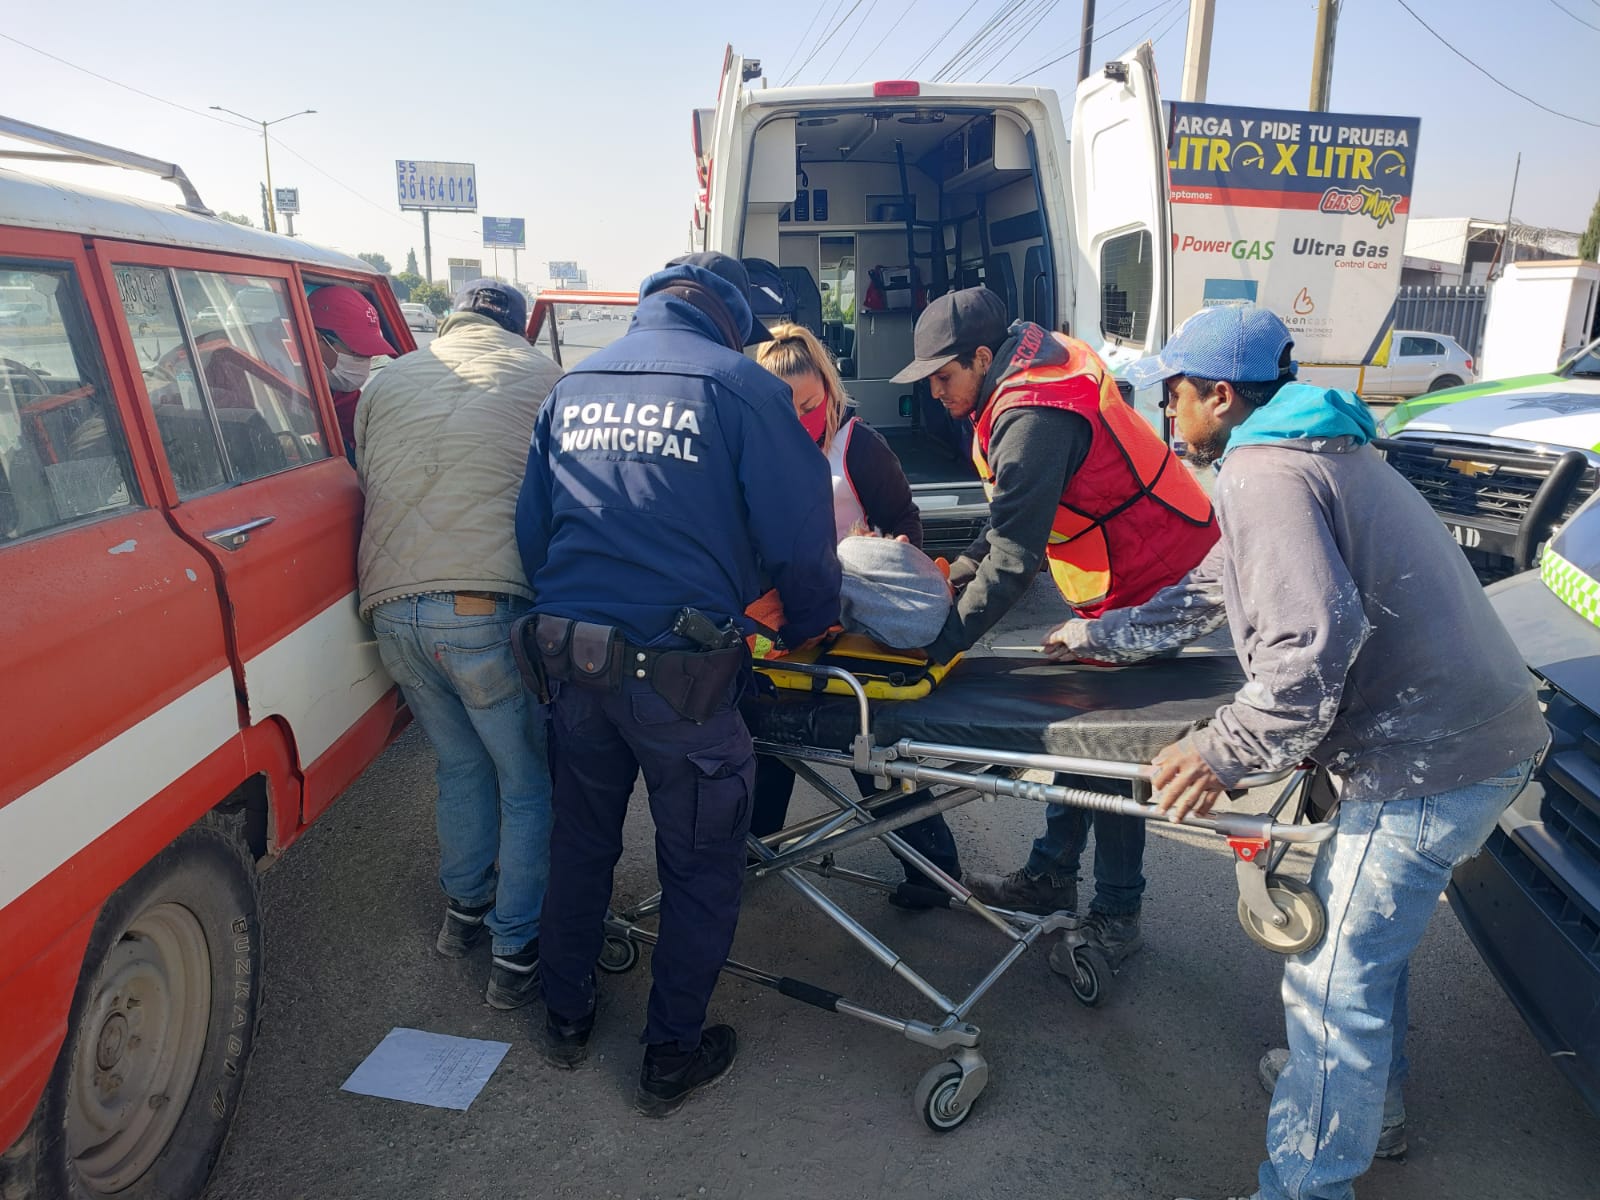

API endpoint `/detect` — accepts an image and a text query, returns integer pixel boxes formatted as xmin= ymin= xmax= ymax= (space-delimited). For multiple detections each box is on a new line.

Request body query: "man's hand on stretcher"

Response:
xmin=1151 ymin=737 xmax=1228 ymax=822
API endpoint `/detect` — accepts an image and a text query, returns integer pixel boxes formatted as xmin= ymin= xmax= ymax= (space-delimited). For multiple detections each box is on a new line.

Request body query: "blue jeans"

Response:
xmin=1023 ymin=773 xmax=1145 ymax=916
xmin=372 ymin=594 xmax=554 ymax=956
xmin=1256 ymin=758 xmax=1536 ymax=1200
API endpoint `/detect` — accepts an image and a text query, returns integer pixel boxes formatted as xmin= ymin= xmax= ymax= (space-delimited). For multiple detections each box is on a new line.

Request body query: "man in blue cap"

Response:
xmin=1142 ymin=306 xmax=1547 ymax=1200
xmin=516 ymin=252 xmax=840 ymax=1117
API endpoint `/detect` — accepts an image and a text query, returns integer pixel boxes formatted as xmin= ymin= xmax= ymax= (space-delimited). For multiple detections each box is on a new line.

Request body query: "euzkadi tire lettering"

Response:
xmin=0 ymin=811 xmax=262 ymax=1200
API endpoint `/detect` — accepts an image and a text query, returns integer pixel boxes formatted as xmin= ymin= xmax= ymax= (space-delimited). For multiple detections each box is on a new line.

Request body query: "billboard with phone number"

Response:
xmin=1166 ymin=103 xmax=1421 ymax=364
xmin=395 ymin=160 xmax=478 ymax=212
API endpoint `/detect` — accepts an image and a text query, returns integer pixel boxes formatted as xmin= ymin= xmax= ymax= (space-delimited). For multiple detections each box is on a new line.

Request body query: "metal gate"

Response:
xmin=1393 ymin=285 xmax=1488 ymax=358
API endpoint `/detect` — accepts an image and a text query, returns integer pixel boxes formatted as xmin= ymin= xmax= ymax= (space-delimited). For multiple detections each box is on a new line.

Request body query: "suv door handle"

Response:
xmin=204 ymin=515 xmax=275 ymax=551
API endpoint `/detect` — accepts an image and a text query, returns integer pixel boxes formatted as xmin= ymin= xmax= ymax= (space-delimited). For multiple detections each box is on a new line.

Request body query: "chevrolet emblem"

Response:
xmin=1447 ymin=459 xmax=1496 ymax=478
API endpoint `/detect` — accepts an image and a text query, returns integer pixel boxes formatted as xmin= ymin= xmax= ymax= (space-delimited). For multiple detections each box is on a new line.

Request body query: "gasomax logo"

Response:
xmin=1174 ymin=235 xmax=1275 ymax=260
xmin=1318 ymin=186 xmax=1404 ymax=229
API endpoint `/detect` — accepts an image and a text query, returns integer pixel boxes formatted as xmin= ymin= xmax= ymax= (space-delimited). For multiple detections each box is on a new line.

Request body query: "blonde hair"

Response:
xmin=756 ymin=322 xmax=848 ymax=451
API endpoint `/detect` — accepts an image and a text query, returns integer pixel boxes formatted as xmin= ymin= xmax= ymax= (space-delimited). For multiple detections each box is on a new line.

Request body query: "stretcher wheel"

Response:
xmin=1237 ymin=876 xmax=1325 ymax=955
xmin=598 ymin=934 xmax=640 ymax=974
xmin=913 ymin=1060 xmax=978 ymax=1132
xmin=1065 ymin=945 xmax=1109 ymax=1008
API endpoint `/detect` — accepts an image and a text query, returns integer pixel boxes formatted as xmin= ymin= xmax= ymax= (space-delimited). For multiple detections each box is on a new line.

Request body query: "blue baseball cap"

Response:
xmin=454 ymin=278 xmax=528 ymax=335
xmin=1126 ymin=304 xmax=1296 ymax=391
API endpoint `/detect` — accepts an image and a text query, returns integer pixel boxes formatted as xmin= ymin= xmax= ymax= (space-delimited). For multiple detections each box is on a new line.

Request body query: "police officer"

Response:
xmin=515 ymin=253 xmax=840 ymax=1117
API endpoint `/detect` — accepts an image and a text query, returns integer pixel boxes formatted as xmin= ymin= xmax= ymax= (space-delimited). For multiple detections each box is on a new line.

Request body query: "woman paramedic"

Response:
xmin=748 ymin=324 xmax=963 ymax=907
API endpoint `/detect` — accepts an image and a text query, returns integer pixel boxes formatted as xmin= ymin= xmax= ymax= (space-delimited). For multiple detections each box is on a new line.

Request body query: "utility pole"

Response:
xmin=1490 ymin=153 xmax=1523 ymax=280
xmin=1180 ymin=0 xmax=1216 ymax=102
xmin=210 ymin=106 xmax=316 ymax=234
xmin=1308 ymin=0 xmax=1340 ymax=111
xmin=1078 ymin=0 xmax=1095 ymax=84
xmin=422 ymin=211 xmax=433 ymax=283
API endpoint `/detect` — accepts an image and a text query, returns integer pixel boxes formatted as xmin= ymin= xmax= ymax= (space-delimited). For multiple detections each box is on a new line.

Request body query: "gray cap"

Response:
xmin=892 ymin=288 xmax=1008 ymax=384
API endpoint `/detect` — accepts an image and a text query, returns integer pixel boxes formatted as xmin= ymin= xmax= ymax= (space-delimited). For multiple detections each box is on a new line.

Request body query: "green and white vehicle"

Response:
xmin=1377 ymin=336 xmax=1600 ymax=581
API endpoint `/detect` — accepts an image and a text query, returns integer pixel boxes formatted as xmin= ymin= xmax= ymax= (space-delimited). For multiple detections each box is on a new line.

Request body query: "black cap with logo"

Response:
xmin=892 ymin=287 xmax=1009 ymax=384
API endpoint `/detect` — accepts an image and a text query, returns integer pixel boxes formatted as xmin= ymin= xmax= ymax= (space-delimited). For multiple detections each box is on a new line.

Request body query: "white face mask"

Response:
xmin=327 ymin=351 xmax=372 ymax=392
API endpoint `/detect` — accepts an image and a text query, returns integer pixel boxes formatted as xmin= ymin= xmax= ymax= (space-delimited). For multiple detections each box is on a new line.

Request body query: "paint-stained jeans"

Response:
xmin=372 ymin=594 xmax=553 ymax=956
xmin=1256 ymin=758 xmax=1536 ymax=1200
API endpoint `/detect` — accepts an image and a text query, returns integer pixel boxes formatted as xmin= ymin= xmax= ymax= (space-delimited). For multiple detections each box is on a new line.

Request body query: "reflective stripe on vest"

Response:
xmin=826 ymin=417 xmax=868 ymax=541
xmin=971 ymin=329 xmax=1217 ymax=614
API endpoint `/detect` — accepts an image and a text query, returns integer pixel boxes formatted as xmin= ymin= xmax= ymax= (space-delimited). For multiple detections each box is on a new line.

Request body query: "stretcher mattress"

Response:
xmin=746 ymin=652 xmax=1245 ymax=765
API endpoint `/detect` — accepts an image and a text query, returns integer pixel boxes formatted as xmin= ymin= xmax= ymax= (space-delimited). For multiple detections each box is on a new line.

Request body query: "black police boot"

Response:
xmin=541 ymin=1006 xmax=596 ymax=1071
xmin=635 ymin=1025 xmax=738 ymax=1118
xmin=484 ymin=940 xmax=541 ymax=1010
xmin=436 ymin=899 xmax=493 ymax=957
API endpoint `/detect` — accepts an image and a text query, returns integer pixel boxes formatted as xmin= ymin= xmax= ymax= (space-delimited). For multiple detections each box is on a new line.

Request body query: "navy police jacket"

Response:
xmin=515 ymin=268 xmax=841 ymax=648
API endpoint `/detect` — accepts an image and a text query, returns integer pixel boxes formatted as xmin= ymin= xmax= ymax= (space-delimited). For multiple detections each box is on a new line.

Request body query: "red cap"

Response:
xmin=307 ymin=285 xmax=398 ymax=357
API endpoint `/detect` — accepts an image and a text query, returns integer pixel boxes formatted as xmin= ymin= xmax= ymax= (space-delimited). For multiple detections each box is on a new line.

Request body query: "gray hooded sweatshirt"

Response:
xmin=1170 ymin=383 xmax=1546 ymax=802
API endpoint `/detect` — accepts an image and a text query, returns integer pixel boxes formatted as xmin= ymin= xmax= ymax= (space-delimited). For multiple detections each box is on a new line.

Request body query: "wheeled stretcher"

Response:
xmin=598 ymin=650 xmax=1336 ymax=1131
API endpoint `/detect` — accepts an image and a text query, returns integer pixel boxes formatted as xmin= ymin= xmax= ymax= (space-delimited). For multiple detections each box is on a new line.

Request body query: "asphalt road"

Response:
xmin=202 ymin=576 xmax=1597 ymax=1200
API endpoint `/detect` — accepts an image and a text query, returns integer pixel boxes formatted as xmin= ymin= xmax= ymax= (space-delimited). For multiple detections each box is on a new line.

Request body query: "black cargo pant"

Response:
xmin=540 ymin=674 xmax=753 ymax=1051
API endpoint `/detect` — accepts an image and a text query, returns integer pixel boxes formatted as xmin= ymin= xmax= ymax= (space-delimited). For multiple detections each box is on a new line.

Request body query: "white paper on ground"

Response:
xmin=340 ymin=1027 xmax=511 ymax=1111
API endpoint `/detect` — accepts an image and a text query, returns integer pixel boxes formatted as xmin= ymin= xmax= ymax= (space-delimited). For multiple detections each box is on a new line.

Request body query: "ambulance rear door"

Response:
xmin=1070 ymin=42 xmax=1170 ymax=424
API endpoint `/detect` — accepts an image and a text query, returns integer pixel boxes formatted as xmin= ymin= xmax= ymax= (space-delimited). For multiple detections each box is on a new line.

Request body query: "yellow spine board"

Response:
xmin=755 ymin=633 xmax=962 ymax=701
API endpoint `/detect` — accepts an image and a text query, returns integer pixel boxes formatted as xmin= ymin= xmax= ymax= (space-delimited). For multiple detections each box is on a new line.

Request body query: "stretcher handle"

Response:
xmin=888 ymin=739 xmax=1294 ymax=792
xmin=765 ymin=661 xmax=871 ymax=737
xmin=882 ymin=757 xmax=1335 ymax=844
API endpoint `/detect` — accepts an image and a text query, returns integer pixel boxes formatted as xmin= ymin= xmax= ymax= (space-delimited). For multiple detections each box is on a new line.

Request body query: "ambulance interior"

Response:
xmin=737 ymin=104 xmax=1075 ymax=504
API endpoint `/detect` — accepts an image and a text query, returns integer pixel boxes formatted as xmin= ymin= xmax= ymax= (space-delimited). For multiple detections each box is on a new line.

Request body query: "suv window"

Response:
xmin=117 ymin=265 xmax=327 ymax=498
xmin=1100 ymin=230 xmax=1153 ymax=342
xmin=0 ymin=262 xmax=139 ymax=543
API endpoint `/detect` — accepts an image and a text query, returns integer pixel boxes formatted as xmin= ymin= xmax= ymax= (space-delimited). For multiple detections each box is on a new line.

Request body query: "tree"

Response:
xmin=216 ymin=211 xmax=254 ymax=227
xmin=405 ymin=248 xmax=419 ymax=276
xmin=409 ymin=281 xmax=453 ymax=315
xmin=388 ymin=275 xmax=412 ymax=302
xmin=1581 ymin=192 xmax=1600 ymax=264
xmin=357 ymin=252 xmax=393 ymax=276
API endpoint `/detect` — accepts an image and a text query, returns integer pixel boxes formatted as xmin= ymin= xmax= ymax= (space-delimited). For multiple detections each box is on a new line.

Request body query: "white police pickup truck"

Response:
xmin=1378 ymin=336 xmax=1600 ymax=582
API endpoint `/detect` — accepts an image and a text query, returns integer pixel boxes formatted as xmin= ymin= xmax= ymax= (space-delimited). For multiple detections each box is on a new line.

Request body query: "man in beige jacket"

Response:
xmin=355 ymin=279 xmax=562 ymax=1010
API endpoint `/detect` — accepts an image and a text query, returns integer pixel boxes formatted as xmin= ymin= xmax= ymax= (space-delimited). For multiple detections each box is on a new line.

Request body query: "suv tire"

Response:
xmin=0 ymin=810 xmax=262 ymax=1200
xmin=1428 ymin=375 xmax=1463 ymax=392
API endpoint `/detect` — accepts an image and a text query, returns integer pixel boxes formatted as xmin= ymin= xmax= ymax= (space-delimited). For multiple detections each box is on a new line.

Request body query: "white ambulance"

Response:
xmin=689 ymin=43 xmax=1172 ymax=555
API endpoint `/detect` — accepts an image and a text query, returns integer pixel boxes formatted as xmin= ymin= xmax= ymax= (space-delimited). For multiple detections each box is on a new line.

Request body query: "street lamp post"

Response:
xmin=210 ymin=106 xmax=316 ymax=233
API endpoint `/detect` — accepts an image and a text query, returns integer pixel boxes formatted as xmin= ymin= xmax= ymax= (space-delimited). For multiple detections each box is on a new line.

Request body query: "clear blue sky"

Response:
xmin=4 ymin=0 xmax=1596 ymax=289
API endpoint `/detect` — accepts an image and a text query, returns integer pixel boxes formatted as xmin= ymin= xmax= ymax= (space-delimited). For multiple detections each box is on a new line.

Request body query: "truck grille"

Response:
xmin=1382 ymin=439 xmax=1597 ymax=527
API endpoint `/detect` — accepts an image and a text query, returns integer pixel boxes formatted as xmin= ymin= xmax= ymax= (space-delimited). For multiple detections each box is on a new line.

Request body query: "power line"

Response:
xmin=0 ymin=32 xmax=255 ymax=133
xmin=965 ymin=0 xmax=1062 ymax=79
xmin=1546 ymin=0 xmax=1600 ymax=31
xmin=1002 ymin=0 xmax=1152 ymax=81
xmin=1007 ymin=0 xmax=1178 ymax=83
xmin=0 ymin=31 xmax=483 ymax=251
xmin=933 ymin=0 xmax=1029 ymax=81
xmin=776 ymin=3 xmax=832 ymax=82
xmin=821 ymin=0 xmax=884 ymax=81
xmin=786 ymin=0 xmax=871 ymax=84
xmin=904 ymin=0 xmax=985 ymax=75
xmin=783 ymin=0 xmax=849 ymax=85
xmin=1148 ymin=0 xmax=1189 ymax=47
xmin=845 ymin=0 xmax=927 ymax=79
xmin=949 ymin=0 xmax=1050 ymax=79
xmin=1393 ymin=0 xmax=1600 ymax=128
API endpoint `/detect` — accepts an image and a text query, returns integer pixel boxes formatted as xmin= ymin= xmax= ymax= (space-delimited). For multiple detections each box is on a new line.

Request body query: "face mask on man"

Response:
xmin=327 ymin=351 xmax=373 ymax=392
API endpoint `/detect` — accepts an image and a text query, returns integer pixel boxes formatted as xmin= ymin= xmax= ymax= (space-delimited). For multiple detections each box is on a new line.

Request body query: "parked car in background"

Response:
xmin=1377 ymin=336 xmax=1600 ymax=582
xmin=399 ymin=301 xmax=436 ymax=332
xmin=1452 ymin=497 xmax=1600 ymax=1116
xmin=1365 ymin=329 xmax=1476 ymax=396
